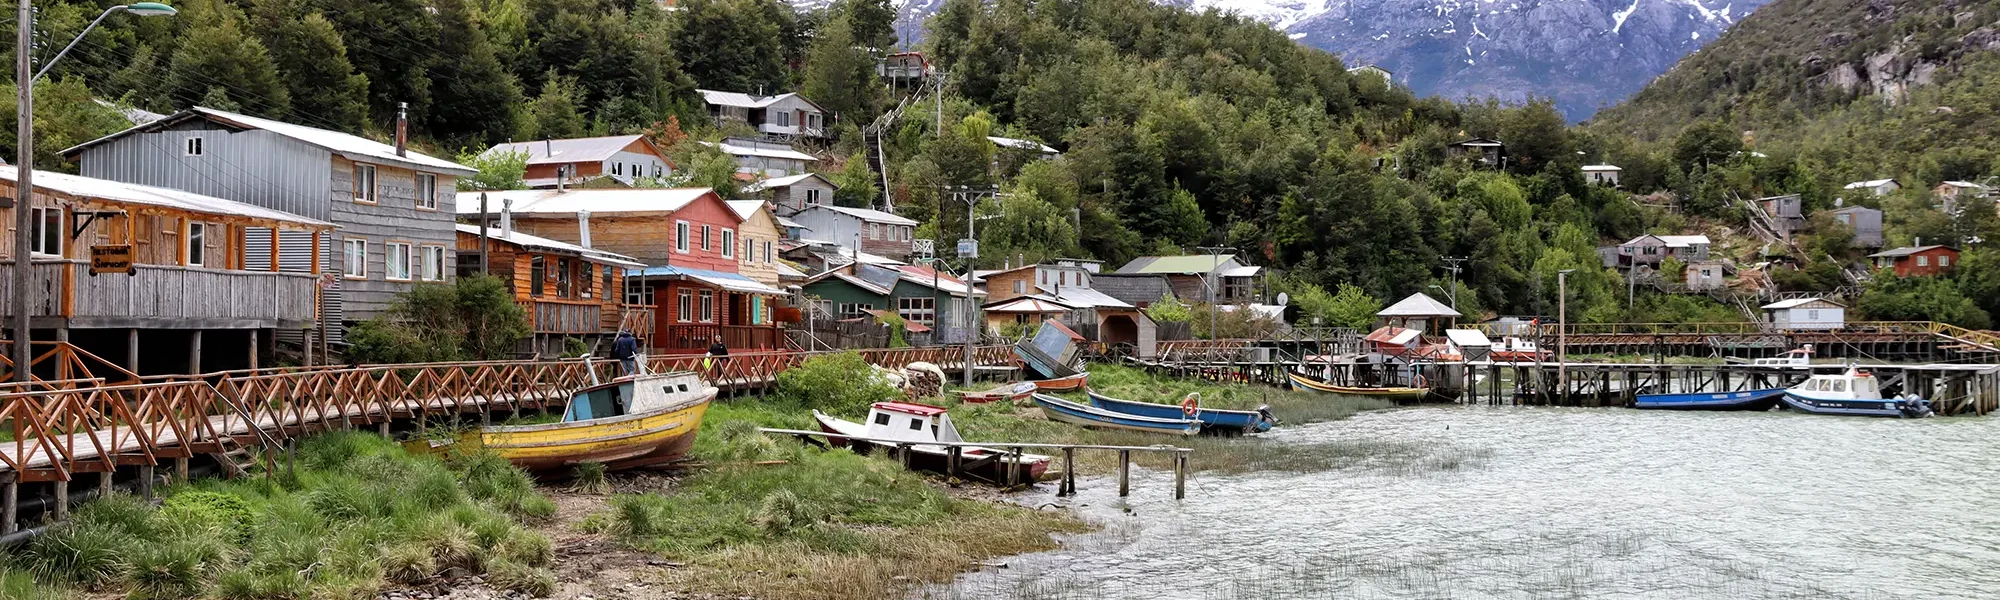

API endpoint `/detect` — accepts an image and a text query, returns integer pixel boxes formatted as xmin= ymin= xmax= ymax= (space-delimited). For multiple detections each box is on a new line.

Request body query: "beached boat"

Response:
xmin=814 ymin=402 xmax=1050 ymax=483
xmin=471 ymin=371 xmax=716 ymax=472
xmin=1087 ymin=390 xmax=1274 ymax=434
xmin=1286 ymin=370 xmax=1429 ymax=401
xmin=958 ymin=381 xmax=1039 ymax=404
xmin=1032 ymin=372 xmax=1089 ymax=391
xmin=1782 ymin=367 xmax=1934 ymax=418
xmin=1631 ymin=388 xmax=1786 ymax=410
xmin=1488 ymin=337 xmax=1548 ymax=362
xmin=1031 ymin=394 xmax=1200 ymax=435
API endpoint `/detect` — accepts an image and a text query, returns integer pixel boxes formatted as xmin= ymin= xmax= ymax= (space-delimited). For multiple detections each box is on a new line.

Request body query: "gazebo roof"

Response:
xmin=1377 ymin=293 xmax=1459 ymax=318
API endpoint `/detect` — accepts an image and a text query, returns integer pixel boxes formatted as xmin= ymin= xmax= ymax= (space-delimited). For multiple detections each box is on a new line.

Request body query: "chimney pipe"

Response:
xmin=578 ymin=210 xmax=593 ymax=248
xmin=557 ymin=162 xmax=567 ymax=193
xmin=395 ymin=102 xmax=408 ymax=157
xmin=501 ymin=198 xmax=514 ymax=238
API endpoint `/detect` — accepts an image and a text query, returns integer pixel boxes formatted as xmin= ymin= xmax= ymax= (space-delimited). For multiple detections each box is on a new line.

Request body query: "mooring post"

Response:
xmin=52 ymin=477 xmax=68 ymax=520
xmin=1059 ymin=447 xmax=1077 ymax=497
xmin=1117 ymin=449 xmax=1131 ymax=497
xmin=0 ymin=474 xmax=14 ymax=534
xmin=1173 ymin=452 xmax=1188 ymax=500
xmin=378 ymin=421 xmax=390 ymax=437
xmin=137 ymin=465 xmax=154 ymax=499
xmin=175 ymin=457 xmax=189 ymax=484
xmin=899 ymin=443 xmax=913 ymax=470
xmin=98 ymin=471 xmax=113 ymax=497
xmin=1007 ymin=446 xmax=1023 ymax=487
xmin=947 ymin=445 xmax=962 ymax=480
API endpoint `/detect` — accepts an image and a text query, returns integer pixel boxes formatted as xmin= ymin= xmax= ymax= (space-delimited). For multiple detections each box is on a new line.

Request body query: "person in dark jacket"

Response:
xmin=704 ymin=335 xmax=729 ymax=377
xmin=611 ymin=331 xmax=639 ymax=375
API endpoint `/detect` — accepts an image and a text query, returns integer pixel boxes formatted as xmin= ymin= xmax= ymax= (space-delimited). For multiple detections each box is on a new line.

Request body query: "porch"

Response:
xmin=657 ymin=324 xmax=785 ymax=353
xmin=0 ymin=259 xmax=318 ymax=329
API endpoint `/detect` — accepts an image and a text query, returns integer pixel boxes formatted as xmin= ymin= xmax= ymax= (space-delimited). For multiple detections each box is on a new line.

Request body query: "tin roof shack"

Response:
xmin=483 ymin=135 xmax=675 ymax=189
xmin=706 ymin=138 xmax=817 ymax=178
xmin=1685 ymin=260 xmax=1727 ymax=291
xmin=699 ymin=90 xmax=828 ymax=140
xmin=1826 ymin=204 xmax=1884 ymax=248
xmin=63 ymin=106 xmax=476 ymax=336
xmin=742 ymin=173 xmax=837 ymax=218
xmin=0 ymin=167 xmax=334 ymax=374
xmin=1582 ymin=165 xmax=1621 ymax=187
xmin=1933 ymin=181 xmax=1989 ymax=213
xmin=799 ymin=263 xmax=980 ymax=346
xmin=1447 ymin=138 xmax=1503 ymax=167
xmin=1762 ymin=298 xmax=1845 ymax=331
xmin=1758 ymin=194 xmax=1804 ymax=236
xmin=1868 ymin=245 xmax=1959 ymax=277
xmin=1113 ymin=254 xmax=1260 ymax=304
xmin=1843 ymin=178 xmax=1900 ymax=196
xmin=1615 ymin=234 xmax=1710 ymax=267
xmin=790 ymin=205 xmax=917 ymax=260
xmin=455 ymin=225 xmax=644 ymax=355
xmin=1376 ymin=292 xmax=1460 ymax=334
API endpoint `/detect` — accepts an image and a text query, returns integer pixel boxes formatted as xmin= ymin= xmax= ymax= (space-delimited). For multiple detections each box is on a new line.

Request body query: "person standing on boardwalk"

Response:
xmin=705 ymin=335 xmax=730 ymax=379
xmin=612 ymin=330 xmax=640 ymax=375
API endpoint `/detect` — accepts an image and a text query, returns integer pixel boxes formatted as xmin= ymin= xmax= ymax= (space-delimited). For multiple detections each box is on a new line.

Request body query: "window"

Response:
xmin=627 ymin=283 xmax=654 ymax=307
xmin=353 ymin=164 xmax=378 ymax=203
xmin=805 ymin=189 xmax=822 ymax=206
xmin=556 ymin=258 xmax=573 ymax=297
xmin=185 ymin=136 xmax=204 ymax=156
xmin=777 ymin=111 xmax=792 ymax=127
xmin=28 ymin=206 xmax=61 ymax=257
xmin=699 ymin=290 xmax=715 ymax=322
xmin=1060 ymin=271 xmax=1069 ymax=286
xmin=745 ymin=237 xmax=756 ymax=263
xmin=343 ymin=239 xmax=368 ymax=278
xmin=838 ymin=302 xmax=869 ymax=320
xmin=764 ymin=241 xmax=773 ymax=264
xmin=677 ymin=289 xmax=692 ymax=322
xmin=1940 ymin=255 xmax=1951 ymax=267
xmin=603 ymin=266 xmax=615 ymax=299
xmin=907 ymin=418 xmax=923 ymax=431
xmin=1917 ymin=256 xmax=1929 ymax=267
xmin=701 ymin=225 xmax=712 ymax=251
xmin=385 ymin=242 xmax=413 ymax=280
xmin=874 ymin=413 xmax=891 ymax=426
xmin=415 ymin=173 xmax=438 ymax=210
xmin=675 ymin=221 xmax=690 ymax=253
xmin=809 ymin=114 xmax=821 ymax=130
xmin=1013 ymin=280 xmax=1026 ymax=294
xmin=420 ymin=246 xmax=446 ymax=281
xmin=652 ymin=164 xmax=663 ymax=178
xmin=898 ymin=297 xmax=935 ymax=326
xmin=186 ymin=222 xmax=207 ymax=266
xmin=1807 ymin=309 xmax=1819 ymax=321
xmin=530 ymin=256 xmax=546 ymax=296
xmin=867 ymin=223 xmax=879 ymax=240
xmin=1836 ymin=214 xmax=1851 ymax=225
xmin=721 ymin=229 xmax=735 ymax=258
xmin=612 ymin=162 xmax=623 ymax=176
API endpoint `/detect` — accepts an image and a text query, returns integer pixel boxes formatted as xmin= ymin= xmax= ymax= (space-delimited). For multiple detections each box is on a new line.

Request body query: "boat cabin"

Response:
xmin=1794 ymin=371 xmax=1880 ymax=400
xmin=862 ymin=402 xmax=966 ymax=445
xmin=564 ymin=372 xmax=706 ymax=422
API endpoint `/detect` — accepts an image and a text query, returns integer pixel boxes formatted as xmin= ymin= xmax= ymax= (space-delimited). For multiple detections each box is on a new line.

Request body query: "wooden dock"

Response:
xmin=759 ymin=428 xmax=1195 ymax=499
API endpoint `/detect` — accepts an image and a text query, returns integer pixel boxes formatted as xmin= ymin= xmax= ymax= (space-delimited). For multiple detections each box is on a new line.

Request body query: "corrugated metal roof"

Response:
xmin=988 ymin=136 xmax=1059 ymax=154
xmin=726 ymin=199 xmax=771 ymax=221
xmin=3 ymin=166 xmax=333 ymax=227
xmin=453 ymin=188 xmax=718 ymax=216
xmin=741 ymin=172 xmax=835 ymax=193
xmin=1377 ymin=293 xmax=1459 ymax=318
xmin=629 ymin=265 xmax=785 ymax=294
xmin=65 ymin=107 xmax=475 ymax=175
xmin=1867 ymin=245 xmax=1955 ymax=258
xmin=1049 ymin=286 xmax=1131 ymax=309
xmin=483 ymin=135 xmax=650 ymax=165
xmin=697 ymin=90 xmax=824 ymax=112
xmin=1114 ymin=255 xmax=1240 ymax=275
xmin=706 ymin=140 xmax=819 ymax=162
xmin=1845 ymin=179 xmax=1897 ymax=188
xmin=1762 ymin=298 xmax=1844 ymax=309
xmin=1444 ymin=329 xmax=1492 ymax=347
xmin=805 ymin=205 xmax=919 ymax=226
xmin=1581 ymin=164 xmax=1621 ymax=171
xmin=985 ymin=296 xmax=1072 ymax=313
xmin=456 ymin=224 xmax=644 ymax=267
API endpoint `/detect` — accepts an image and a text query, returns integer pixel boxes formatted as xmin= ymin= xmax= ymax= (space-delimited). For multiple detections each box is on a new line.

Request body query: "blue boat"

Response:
xmin=1030 ymin=394 xmax=1200 ymax=436
xmin=1782 ymin=368 xmax=1933 ymax=418
xmin=1087 ymin=390 xmax=1274 ymax=434
xmin=1631 ymin=388 xmax=1786 ymax=411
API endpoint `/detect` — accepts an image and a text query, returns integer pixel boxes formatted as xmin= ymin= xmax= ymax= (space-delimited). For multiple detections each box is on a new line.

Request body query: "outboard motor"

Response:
xmin=1898 ymin=396 xmax=1935 ymax=418
xmin=1257 ymin=405 xmax=1276 ymax=425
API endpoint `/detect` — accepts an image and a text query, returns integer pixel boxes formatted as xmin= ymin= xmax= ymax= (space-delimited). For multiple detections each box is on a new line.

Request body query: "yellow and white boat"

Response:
xmin=1287 ymin=370 xmax=1429 ymax=401
xmin=466 ymin=369 xmax=716 ymax=472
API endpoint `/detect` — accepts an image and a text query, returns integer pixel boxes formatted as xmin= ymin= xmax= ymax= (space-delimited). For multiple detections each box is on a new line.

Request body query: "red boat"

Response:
xmin=1032 ymin=372 xmax=1089 ymax=391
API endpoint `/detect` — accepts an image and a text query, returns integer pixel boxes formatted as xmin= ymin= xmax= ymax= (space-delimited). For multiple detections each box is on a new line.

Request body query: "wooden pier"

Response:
xmin=759 ymin=428 xmax=1195 ymax=499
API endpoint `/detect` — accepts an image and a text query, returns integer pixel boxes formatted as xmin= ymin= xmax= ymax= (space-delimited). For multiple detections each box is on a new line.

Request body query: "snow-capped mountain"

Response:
xmin=879 ymin=0 xmax=1770 ymax=121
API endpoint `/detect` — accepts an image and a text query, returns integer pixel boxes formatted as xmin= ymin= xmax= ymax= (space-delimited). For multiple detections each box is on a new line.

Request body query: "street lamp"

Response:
xmin=1556 ymin=269 xmax=1575 ymax=401
xmin=13 ymin=2 xmax=177 ymax=381
xmin=1194 ymin=245 xmax=1236 ymax=340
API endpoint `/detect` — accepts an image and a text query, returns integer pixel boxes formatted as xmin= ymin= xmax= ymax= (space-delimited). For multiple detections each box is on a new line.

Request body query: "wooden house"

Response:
xmin=1616 ymin=234 xmax=1710 ymax=267
xmin=455 ymin=224 xmax=644 ymax=355
xmin=741 ymin=173 xmax=837 ymax=217
xmin=64 ymin=106 xmax=476 ymax=343
xmin=800 ymin=263 xmax=979 ymax=344
xmin=698 ymin=90 xmax=828 ymax=140
xmin=1826 ymin=204 xmax=1884 ymax=248
xmin=981 ymin=261 xmax=1155 ymax=355
xmin=706 ymin=138 xmax=818 ymax=178
xmin=1762 ymin=298 xmax=1845 ymax=331
xmin=1758 ymin=194 xmax=1804 ymax=236
xmin=1111 ymin=254 xmax=1260 ymax=304
xmin=482 ymin=135 xmax=674 ymax=189
xmin=0 ymin=167 xmax=333 ymax=374
xmin=1447 ymin=138 xmax=1503 ymax=166
xmin=1843 ymin=178 xmax=1900 ymax=196
xmin=1582 ymin=165 xmax=1621 ymax=187
xmin=457 ymin=188 xmax=790 ymax=354
xmin=726 ymin=200 xmax=784 ymax=289
xmin=1684 ymin=260 xmax=1727 ymax=291
xmin=790 ymin=205 xmax=918 ymax=260
xmin=1868 ymin=245 xmax=1959 ymax=277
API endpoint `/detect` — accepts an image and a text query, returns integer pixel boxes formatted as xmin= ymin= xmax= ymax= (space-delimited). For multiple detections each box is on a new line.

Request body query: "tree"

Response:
xmin=1672 ymin=120 xmax=1741 ymax=172
xmin=163 ymin=2 xmax=290 ymax=117
xmin=832 ymin=154 xmax=880 ymax=208
xmin=1320 ymin=283 xmax=1383 ymax=329
xmin=347 ymin=275 xmax=530 ymax=363
xmin=0 ymin=79 xmax=132 ymax=172
xmin=524 ymin=73 xmax=587 ymax=139
xmin=1859 ymin=273 xmax=1991 ymax=329
xmin=457 ymin=149 xmax=529 ymax=191
xmin=426 ymin=0 xmax=526 ymax=145
xmin=975 ymin=189 xmax=1078 ymax=267
xmin=250 ymin=2 xmax=369 ymax=132
xmin=800 ymin=14 xmax=881 ymax=125
xmin=672 ymin=0 xmax=789 ymax=92
xmin=843 ymin=0 xmax=898 ymax=50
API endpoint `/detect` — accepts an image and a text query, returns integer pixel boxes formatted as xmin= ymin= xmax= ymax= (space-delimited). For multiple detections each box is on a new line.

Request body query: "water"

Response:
xmin=923 ymin=407 xmax=2000 ymax=600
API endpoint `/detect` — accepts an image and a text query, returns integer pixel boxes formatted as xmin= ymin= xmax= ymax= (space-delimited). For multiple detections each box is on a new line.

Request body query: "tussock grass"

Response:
xmin=4 ymin=431 xmax=558 ymax=599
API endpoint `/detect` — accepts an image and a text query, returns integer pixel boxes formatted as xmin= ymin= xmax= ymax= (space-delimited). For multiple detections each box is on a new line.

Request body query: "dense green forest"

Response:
xmin=6 ymin=0 xmax=2000 ymax=326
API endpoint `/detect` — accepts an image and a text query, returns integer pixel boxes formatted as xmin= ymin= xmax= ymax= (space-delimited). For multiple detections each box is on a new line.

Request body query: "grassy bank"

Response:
xmin=4 ymin=432 xmax=559 ymax=600
xmin=575 ymin=360 xmax=1399 ymax=600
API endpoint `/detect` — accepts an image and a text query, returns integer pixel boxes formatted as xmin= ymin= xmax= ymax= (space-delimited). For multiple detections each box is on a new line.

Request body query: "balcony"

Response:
xmin=528 ymin=300 xmax=602 ymax=335
xmin=0 ymin=259 xmax=318 ymax=329
xmin=655 ymin=324 xmax=784 ymax=354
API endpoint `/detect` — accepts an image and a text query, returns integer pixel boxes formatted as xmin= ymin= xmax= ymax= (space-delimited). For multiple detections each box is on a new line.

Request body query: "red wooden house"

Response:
xmin=1868 ymin=245 xmax=1959 ymax=277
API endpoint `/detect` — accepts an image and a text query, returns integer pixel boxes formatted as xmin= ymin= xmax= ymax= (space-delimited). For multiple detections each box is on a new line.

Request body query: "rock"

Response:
xmin=1823 ymin=32 xmax=1853 ymax=48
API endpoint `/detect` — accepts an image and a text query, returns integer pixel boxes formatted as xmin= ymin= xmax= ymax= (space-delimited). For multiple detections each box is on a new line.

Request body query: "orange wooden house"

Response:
xmin=455 ymin=224 xmax=647 ymax=356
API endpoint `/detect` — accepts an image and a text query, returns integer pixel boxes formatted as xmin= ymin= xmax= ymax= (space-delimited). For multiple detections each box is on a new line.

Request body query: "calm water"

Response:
xmin=924 ymin=407 xmax=2000 ymax=600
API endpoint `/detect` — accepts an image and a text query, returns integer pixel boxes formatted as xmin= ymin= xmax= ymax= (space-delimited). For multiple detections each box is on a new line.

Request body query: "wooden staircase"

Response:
xmin=862 ymin=70 xmax=945 ymax=211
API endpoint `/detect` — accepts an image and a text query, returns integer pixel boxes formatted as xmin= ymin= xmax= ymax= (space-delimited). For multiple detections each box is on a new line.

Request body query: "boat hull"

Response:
xmin=1781 ymin=392 xmax=1925 ymax=418
xmin=813 ymin=413 xmax=1050 ymax=483
xmin=1031 ymin=394 xmax=1199 ymax=435
xmin=958 ymin=382 xmax=1037 ymax=404
xmin=1087 ymin=390 xmax=1273 ymax=434
xmin=1287 ymin=371 xmax=1428 ymax=401
xmin=1033 ymin=372 xmax=1089 ymax=391
xmin=476 ymin=389 xmax=714 ymax=472
xmin=1632 ymin=388 xmax=1785 ymax=411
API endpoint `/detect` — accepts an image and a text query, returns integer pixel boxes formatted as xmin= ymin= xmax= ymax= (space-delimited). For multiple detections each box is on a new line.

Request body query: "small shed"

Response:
xmin=1364 ymin=326 xmax=1423 ymax=356
xmin=1685 ymin=260 xmax=1726 ymax=291
xmin=1761 ymin=298 xmax=1845 ymax=331
xmin=1582 ymin=165 xmax=1621 ymax=187
xmin=1447 ymin=138 xmax=1504 ymax=166
xmin=1444 ymin=329 xmax=1493 ymax=361
xmin=1377 ymin=292 xmax=1460 ymax=333
xmin=1843 ymin=178 xmax=1900 ymax=196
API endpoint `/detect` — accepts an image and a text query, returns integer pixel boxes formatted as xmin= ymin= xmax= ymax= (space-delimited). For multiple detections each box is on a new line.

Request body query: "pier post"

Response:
xmin=1007 ymin=447 xmax=1023 ymax=487
xmin=1 ymin=474 xmax=14 ymax=534
xmin=175 ymin=457 xmax=189 ymax=484
xmin=1118 ymin=449 xmax=1131 ymax=497
xmin=1059 ymin=448 xmax=1076 ymax=497
xmin=1173 ymin=452 xmax=1188 ymax=500
xmin=188 ymin=330 xmax=202 ymax=375
xmin=947 ymin=445 xmax=961 ymax=481
xmin=52 ymin=477 xmax=67 ymax=521
xmin=98 ymin=471 xmax=112 ymax=497
xmin=137 ymin=465 xmax=154 ymax=499
xmin=898 ymin=444 xmax=913 ymax=470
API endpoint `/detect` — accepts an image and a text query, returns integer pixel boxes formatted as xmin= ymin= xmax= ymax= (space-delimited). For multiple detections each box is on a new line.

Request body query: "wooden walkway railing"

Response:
xmin=0 ymin=345 xmax=1018 ymax=485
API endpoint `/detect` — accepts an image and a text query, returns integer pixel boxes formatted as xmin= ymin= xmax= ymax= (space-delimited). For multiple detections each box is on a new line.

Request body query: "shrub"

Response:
xmin=752 ymin=490 xmax=810 ymax=537
xmin=348 ymin=275 xmax=530 ymax=364
xmin=574 ymin=462 xmax=610 ymax=495
xmin=773 ymin=351 xmax=901 ymax=414
xmin=125 ymin=540 xmax=205 ymax=600
xmin=23 ymin=520 xmax=135 ymax=586
xmin=161 ymin=491 xmax=254 ymax=543
xmin=486 ymin=559 xmax=556 ymax=597
xmin=379 ymin=544 xmax=436 ymax=585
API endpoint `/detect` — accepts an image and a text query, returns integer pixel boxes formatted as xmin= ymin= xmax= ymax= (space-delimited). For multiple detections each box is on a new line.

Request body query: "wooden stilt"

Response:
xmin=1117 ymin=449 xmax=1131 ymax=497
xmin=946 ymin=445 xmax=961 ymax=481
xmin=1173 ymin=453 xmax=1187 ymax=500
xmin=1059 ymin=447 xmax=1076 ymax=497
xmin=99 ymin=471 xmax=113 ymax=497
xmin=1007 ymin=447 xmax=1023 ymax=487
xmin=1 ymin=475 xmax=14 ymax=534
xmin=127 ymin=328 xmax=140 ymax=374
xmin=52 ymin=477 xmax=68 ymax=521
xmin=138 ymin=465 xmax=155 ymax=499
xmin=175 ymin=457 xmax=189 ymax=484
xmin=248 ymin=329 xmax=260 ymax=370
xmin=188 ymin=330 xmax=203 ymax=375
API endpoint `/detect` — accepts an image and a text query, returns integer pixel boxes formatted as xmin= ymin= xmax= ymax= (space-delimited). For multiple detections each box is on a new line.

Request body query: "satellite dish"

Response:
xmin=1275 ymin=292 xmax=1290 ymax=307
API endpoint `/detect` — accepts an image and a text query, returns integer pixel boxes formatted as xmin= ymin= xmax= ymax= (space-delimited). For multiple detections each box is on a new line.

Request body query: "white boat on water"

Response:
xmin=1729 ymin=345 xmax=1814 ymax=367
xmin=1782 ymin=366 xmax=1933 ymax=418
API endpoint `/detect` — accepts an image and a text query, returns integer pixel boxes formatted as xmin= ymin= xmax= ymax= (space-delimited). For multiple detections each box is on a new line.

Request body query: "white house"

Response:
xmin=1843 ymin=178 xmax=1901 ymax=196
xmin=705 ymin=138 xmax=818 ymax=178
xmin=698 ymin=89 xmax=827 ymax=140
xmin=1761 ymin=298 xmax=1845 ymax=331
xmin=791 ymin=205 xmax=918 ymax=260
xmin=1582 ymin=164 xmax=1621 ymax=187
xmin=742 ymin=172 xmax=838 ymax=217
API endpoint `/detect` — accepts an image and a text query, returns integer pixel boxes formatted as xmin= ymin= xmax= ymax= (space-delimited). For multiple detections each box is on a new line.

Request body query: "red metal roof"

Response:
xmin=873 ymin=401 xmax=948 ymax=416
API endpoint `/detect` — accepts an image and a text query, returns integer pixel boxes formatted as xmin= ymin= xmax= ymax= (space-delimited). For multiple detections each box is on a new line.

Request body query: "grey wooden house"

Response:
xmin=63 ymin=107 xmax=477 ymax=343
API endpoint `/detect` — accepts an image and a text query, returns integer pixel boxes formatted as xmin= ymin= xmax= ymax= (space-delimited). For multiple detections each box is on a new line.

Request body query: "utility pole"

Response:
xmin=1557 ymin=269 xmax=1574 ymax=402
xmin=12 ymin=0 xmax=34 ymax=382
xmin=1195 ymin=245 xmax=1236 ymax=340
xmin=1441 ymin=257 xmax=1465 ymax=311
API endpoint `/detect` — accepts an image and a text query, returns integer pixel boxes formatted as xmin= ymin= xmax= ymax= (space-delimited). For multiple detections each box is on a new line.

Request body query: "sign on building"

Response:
xmin=89 ymin=244 xmax=133 ymax=276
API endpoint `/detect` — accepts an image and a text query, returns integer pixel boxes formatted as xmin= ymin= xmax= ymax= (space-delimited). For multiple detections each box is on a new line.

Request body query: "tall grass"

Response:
xmin=4 ymin=431 xmax=558 ymax=599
